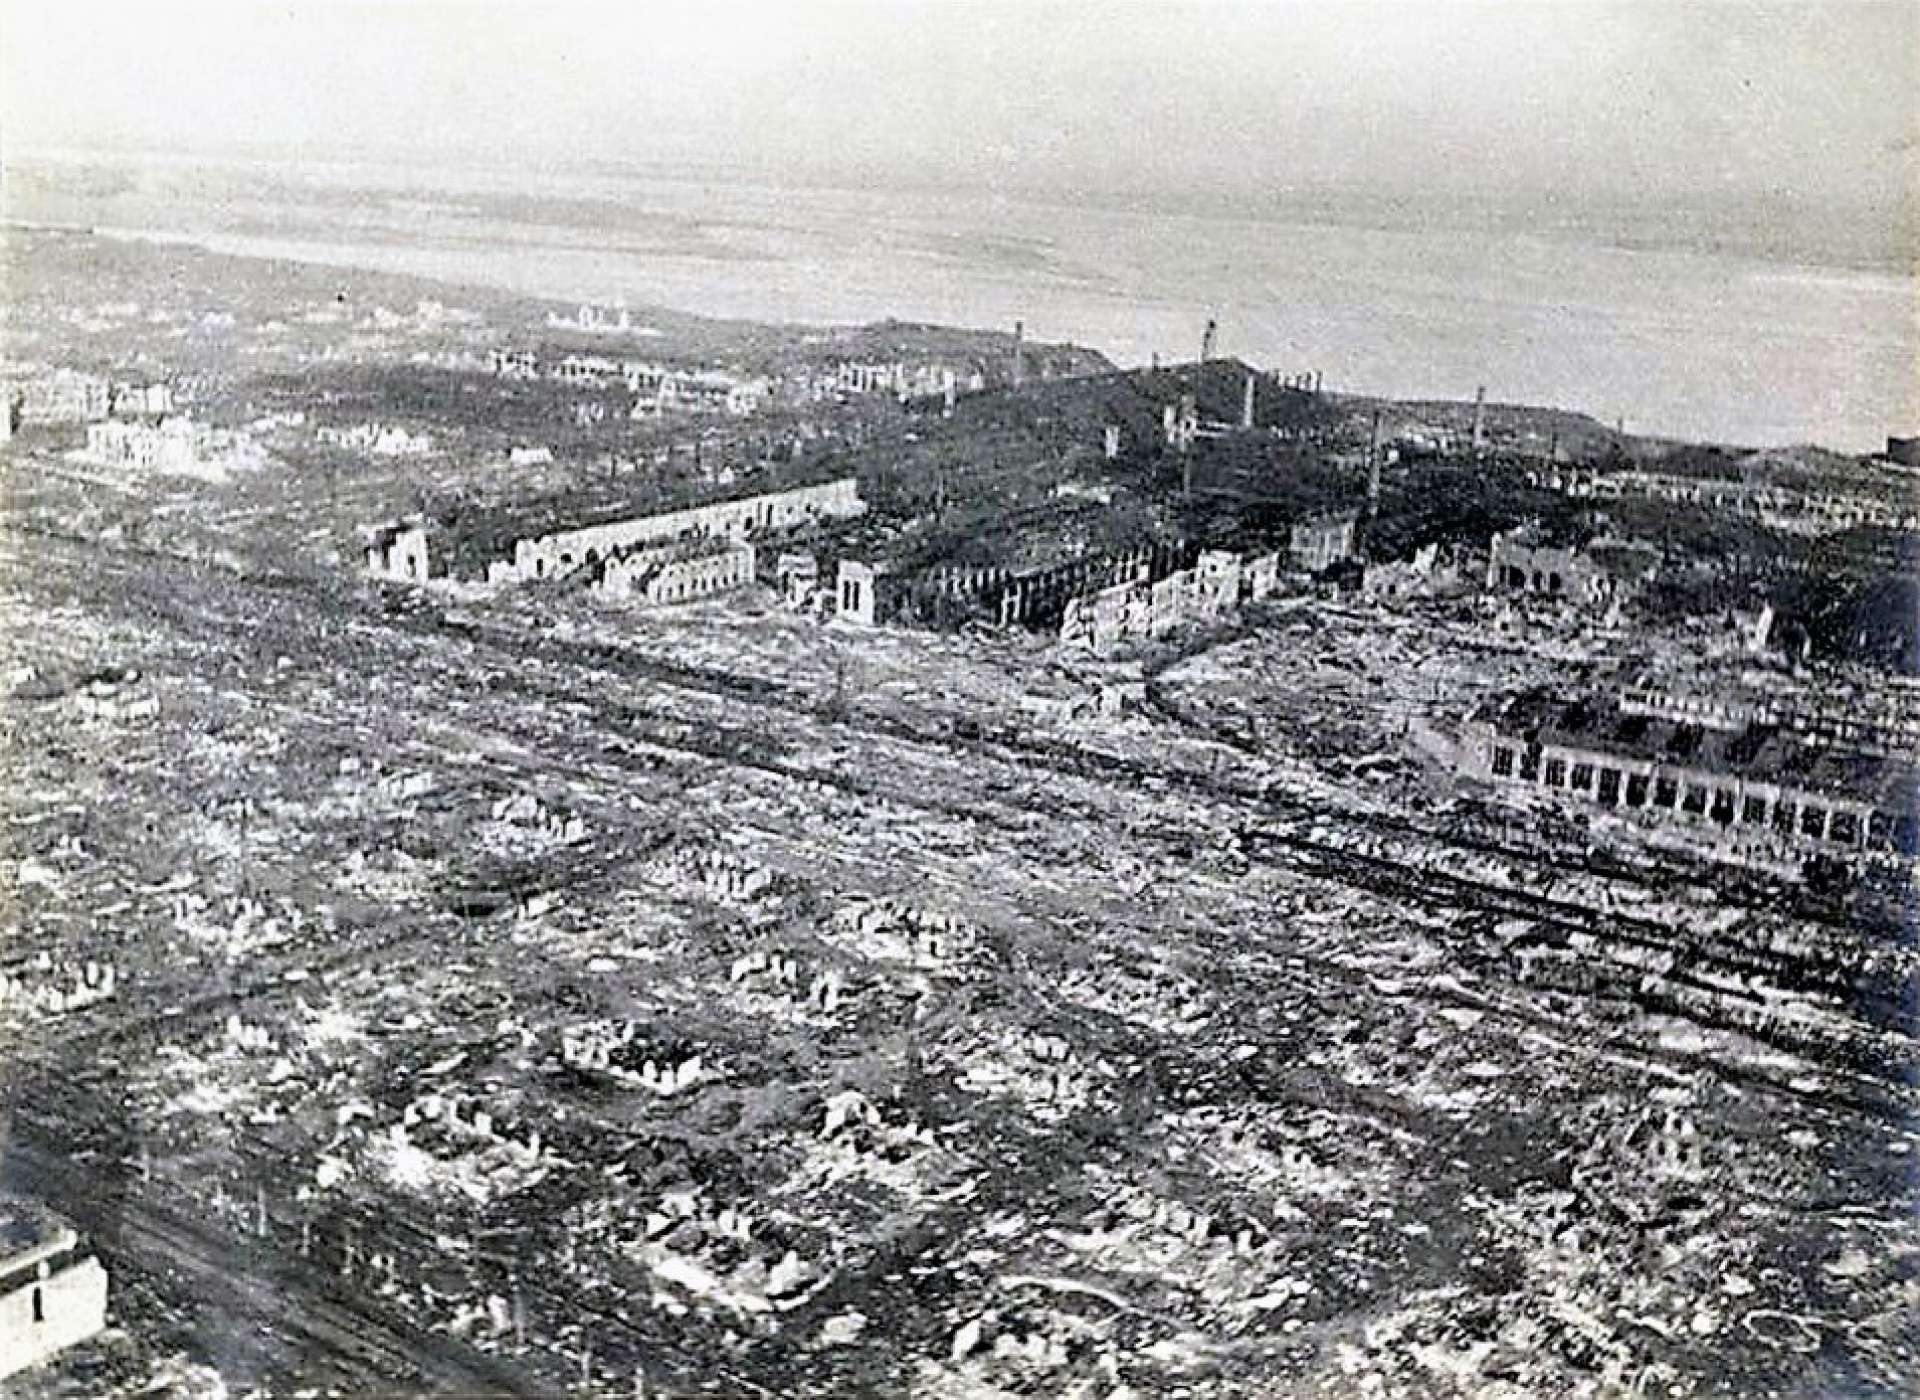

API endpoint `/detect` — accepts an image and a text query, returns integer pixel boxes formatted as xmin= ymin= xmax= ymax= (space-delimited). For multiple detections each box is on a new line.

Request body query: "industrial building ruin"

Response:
xmin=1463 ymin=687 xmax=1919 ymax=861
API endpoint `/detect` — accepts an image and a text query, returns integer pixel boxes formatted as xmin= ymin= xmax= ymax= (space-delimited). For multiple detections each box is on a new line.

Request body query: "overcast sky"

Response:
xmin=3 ymin=1 xmax=1913 ymax=208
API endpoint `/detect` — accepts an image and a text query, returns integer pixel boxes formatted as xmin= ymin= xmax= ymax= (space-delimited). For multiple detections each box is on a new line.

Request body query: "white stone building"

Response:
xmin=0 ymin=1200 xmax=109 ymax=1383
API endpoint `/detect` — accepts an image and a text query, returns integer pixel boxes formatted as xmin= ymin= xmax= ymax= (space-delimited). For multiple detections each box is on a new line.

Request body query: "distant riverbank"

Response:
xmin=17 ymin=152 xmax=1917 ymax=452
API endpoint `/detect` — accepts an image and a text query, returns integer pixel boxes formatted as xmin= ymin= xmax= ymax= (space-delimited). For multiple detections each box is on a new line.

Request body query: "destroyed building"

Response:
xmin=1463 ymin=687 xmax=1919 ymax=859
xmin=1485 ymin=523 xmax=1658 ymax=606
xmin=597 ymin=536 xmax=756 ymax=605
xmin=488 ymin=347 xmax=768 ymax=416
xmin=9 ymin=368 xmax=110 ymax=425
xmin=1060 ymin=544 xmax=1285 ymax=652
xmin=1548 ymin=465 xmax=1920 ymax=535
xmin=365 ymin=521 xmax=434 ymax=582
xmin=1617 ymin=677 xmax=1920 ymax=760
xmin=1289 ymin=510 xmax=1359 ymax=573
xmin=317 ymin=421 xmax=435 ymax=456
xmin=835 ymin=535 xmax=1193 ymax=631
xmin=110 ymin=382 xmax=174 ymax=416
xmin=948 ymin=356 xmax=1331 ymax=462
xmin=84 ymin=415 xmax=206 ymax=472
xmin=0 ymin=1199 xmax=109 ymax=1384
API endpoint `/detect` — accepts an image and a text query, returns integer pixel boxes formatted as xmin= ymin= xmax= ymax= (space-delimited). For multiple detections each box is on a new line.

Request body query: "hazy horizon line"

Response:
xmin=11 ymin=133 xmax=1912 ymax=224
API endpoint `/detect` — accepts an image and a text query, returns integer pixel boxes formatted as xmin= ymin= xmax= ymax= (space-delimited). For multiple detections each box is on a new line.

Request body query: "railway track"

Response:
xmin=5 ymin=519 xmax=1896 ymax=936
xmin=9 ymin=521 xmax=1912 ymax=1092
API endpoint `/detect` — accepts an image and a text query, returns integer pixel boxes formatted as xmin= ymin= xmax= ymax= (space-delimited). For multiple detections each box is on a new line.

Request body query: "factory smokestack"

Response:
xmin=1200 ymin=319 xmax=1217 ymax=363
xmin=1242 ymin=373 xmax=1255 ymax=430
xmin=1012 ymin=320 xmax=1025 ymax=390
xmin=1472 ymin=385 xmax=1487 ymax=453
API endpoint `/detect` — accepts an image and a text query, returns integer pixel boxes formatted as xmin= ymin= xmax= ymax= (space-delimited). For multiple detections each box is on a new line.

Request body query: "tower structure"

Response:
xmin=1366 ymin=408 xmax=1383 ymax=506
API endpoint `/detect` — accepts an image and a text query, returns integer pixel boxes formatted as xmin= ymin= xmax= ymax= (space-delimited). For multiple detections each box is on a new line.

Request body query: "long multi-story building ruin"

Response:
xmin=1463 ymin=687 xmax=1918 ymax=861
xmin=366 ymin=478 xmax=862 ymax=587
xmin=494 ymin=478 xmax=859 ymax=585
xmin=1540 ymin=466 xmax=1919 ymax=535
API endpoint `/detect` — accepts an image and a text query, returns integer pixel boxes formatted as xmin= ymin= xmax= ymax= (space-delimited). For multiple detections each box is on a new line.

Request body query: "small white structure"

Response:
xmin=366 ymin=522 xmax=434 ymax=582
xmin=0 ymin=1200 xmax=109 ymax=1383
xmin=836 ymin=559 xmax=889 ymax=626
xmin=547 ymin=302 xmax=634 ymax=335
xmin=775 ymin=551 xmax=819 ymax=605
xmin=318 ymin=422 xmax=434 ymax=457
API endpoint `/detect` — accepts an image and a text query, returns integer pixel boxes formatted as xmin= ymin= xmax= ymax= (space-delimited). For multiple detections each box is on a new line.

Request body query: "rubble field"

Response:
xmin=4 ymin=518 xmax=1915 ymax=1399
